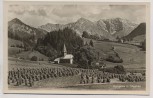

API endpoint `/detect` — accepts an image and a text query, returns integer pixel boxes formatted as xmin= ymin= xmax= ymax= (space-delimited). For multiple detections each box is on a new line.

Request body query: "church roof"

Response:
xmin=54 ymin=54 xmax=73 ymax=61
xmin=54 ymin=58 xmax=60 ymax=61
xmin=64 ymin=54 xmax=73 ymax=59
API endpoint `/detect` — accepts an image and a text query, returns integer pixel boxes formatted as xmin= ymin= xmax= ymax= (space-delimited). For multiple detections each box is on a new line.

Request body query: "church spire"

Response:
xmin=63 ymin=44 xmax=67 ymax=56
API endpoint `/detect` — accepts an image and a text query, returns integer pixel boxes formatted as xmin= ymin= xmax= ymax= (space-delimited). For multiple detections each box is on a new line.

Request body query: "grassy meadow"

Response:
xmin=8 ymin=38 xmax=146 ymax=90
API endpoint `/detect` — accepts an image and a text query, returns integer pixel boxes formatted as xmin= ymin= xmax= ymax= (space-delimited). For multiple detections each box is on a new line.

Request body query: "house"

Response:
xmin=120 ymin=39 xmax=124 ymax=43
xmin=54 ymin=58 xmax=60 ymax=64
xmin=54 ymin=44 xmax=74 ymax=64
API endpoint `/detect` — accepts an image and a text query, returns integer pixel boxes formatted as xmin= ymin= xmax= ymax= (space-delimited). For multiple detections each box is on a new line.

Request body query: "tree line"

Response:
xmin=35 ymin=28 xmax=101 ymax=69
xmin=35 ymin=27 xmax=84 ymax=60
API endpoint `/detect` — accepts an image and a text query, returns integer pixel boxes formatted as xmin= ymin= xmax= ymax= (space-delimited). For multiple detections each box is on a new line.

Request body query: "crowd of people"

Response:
xmin=8 ymin=67 xmax=145 ymax=87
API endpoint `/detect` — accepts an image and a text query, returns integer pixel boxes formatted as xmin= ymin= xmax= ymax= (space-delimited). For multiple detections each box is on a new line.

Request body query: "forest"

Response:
xmin=35 ymin=28 xmax=99 ymax=68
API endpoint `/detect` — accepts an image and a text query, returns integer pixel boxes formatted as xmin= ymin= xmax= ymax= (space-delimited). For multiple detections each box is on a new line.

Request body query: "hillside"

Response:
xmin=123 ymin=23 xmax=146 ymax=42
xmin=16 ymin=50 xmax=48 ymax=61
xmin=8 ymin=38 xmax=24 ymax=56
xmin=133 ymin=35 xmax=146 ymax=42
xmin=8 ymin=18 xmax=47 ymax=41
xmin=93 ymin=40 xmax=145 ymax=68
xmin=39 ymin=18 xmax=137 ymax=40
xmin=8 ymin=38 xmax=24 ymax=47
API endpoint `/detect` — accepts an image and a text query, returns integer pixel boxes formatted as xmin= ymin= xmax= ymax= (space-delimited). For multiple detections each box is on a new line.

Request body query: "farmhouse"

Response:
xmin=54 ymin=44 xmax=74 ymax=64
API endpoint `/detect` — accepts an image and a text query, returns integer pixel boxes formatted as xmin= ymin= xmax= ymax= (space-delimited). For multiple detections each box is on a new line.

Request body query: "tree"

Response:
xmin=8 ymin=31 xmax=14 ymax=39
xmin=104 ymin=65 xmax=126 ymax=74
xmin=31 ymin=56 xmax=37 ymax=61
xmin=35 ymin=28 xmax=84 ymax=58
xmin=90 ymin=34 xmax=100 ymax=40
xmin=78 ymin=56 xmax=89 ymax=69
xmin=116 ymin=36 xmax=121 ymax=42
xmin=85 ymin=42 xmax=88 ymax=46
xmin=46 ymin=49 xmax=57 ymax=61
xmin=74 ymin=46 xmax=99 ymax=69
xmin=114 ymin=65 xmax=126 ymax=74
xmin=89 ymin=40 xmax=94 ymax=47
xmin=82 ymin=31 xmax=90 ymax=38
xmin=105 ymin=53 xmax=123 ymax=63
xmin=141 ymin=40 xmax=146 ymax=51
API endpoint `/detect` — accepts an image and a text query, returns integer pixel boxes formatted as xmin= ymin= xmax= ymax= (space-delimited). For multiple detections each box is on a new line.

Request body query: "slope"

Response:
xmin=123 ymin=23 xmax=146 ymax=42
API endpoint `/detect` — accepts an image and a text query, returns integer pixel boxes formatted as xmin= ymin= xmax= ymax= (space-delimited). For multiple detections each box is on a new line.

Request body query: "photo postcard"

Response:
xmin=3 ymin=1 xmax=150 ymax=95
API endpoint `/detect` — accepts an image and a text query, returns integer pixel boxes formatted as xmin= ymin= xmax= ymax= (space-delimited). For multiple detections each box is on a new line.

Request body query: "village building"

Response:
xmin=54 ymin=44 xmax=74 ymax=64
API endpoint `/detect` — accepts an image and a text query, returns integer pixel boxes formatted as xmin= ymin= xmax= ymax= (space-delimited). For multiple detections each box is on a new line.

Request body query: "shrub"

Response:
xmin=74 ymin=46 xmax=99 ymax=69
xmin=104 ymin=65 xmax=126 ymax=74
xmin=39 ymin=58 xmax=44 ymax=61
xmin=105 ymin=54 xmax=123 ymax=63
xmin=31 ymin=56 xmax=37 ymax=61
xmin=82 ymin=31 xmax=90 ymax=38
xmin=11 ymin=45 xmax=15 ymax=47
xmin=89 ymin=40 xmax=94 ymax=47
xmin=141 ymin=40 xmax=146 ymax=51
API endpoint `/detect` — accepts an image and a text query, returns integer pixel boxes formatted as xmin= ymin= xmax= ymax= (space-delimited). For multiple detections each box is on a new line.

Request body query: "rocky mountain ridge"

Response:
xmin=39 ymin=17 xmax=138 ymax=40
xmin=8 ymin=17 xmax=144 ymax=41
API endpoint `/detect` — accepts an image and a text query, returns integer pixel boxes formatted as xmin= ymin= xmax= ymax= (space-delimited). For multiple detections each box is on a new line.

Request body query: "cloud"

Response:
xmin=8 ymin=5 xmax=25 ymax=15
xmin=27 ymin=10 xmax=37 ymax=15
xmin=52 ymin=5 xmax=79 ymax=17
xmin=9 ymin=5 xmax=48 ymax=16
xmin=8 ymin=4 xmax=146 ymax=27
xmin=37 ymin=9 xmax=47 ymax=16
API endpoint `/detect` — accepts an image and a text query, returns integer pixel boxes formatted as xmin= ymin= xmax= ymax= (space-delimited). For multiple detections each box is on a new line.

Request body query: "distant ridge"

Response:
xmin=39 ymin=17 xmax=137 ymax=40
xmin=8 ymin=18 xmax=47 ymax=40
xmin=123 ymin=23 xmax=146 ymax=41
xmin=8 ymin=17 xmax=138 ymax=41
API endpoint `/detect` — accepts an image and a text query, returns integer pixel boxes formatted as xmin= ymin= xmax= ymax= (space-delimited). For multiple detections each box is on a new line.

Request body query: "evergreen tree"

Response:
xmin=116 ymin=36 xmax=120 ymax=42
xmin=89 ymin=40 xmax=94 ymax=47
xmin=35 ymin=28 xmax=84 ymax=58
xmin=141 ymin=40 xmax=146 ymax=51
xmin=82 ymin=31 xmax=90 ymax=38
xmin=74 ymin=45 xmax=99 ymax=69
xmin=85 ymin=42 xmax=88 ymax=46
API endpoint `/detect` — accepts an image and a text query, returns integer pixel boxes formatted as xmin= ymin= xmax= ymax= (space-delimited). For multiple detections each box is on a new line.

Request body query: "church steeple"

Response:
xmin=63 ymin=44 xmax=67 ymax=56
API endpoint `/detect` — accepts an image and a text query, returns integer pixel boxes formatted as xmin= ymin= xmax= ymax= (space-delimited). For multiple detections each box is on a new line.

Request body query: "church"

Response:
xmin=54 ymin=44 xmax=74 ymax=64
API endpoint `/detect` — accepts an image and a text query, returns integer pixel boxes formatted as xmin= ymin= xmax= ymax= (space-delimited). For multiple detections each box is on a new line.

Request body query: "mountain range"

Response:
xmin=8 ymin=17 xmax=145 ymax=42
xmin=39 ymin=17 xmax=138 ymax=40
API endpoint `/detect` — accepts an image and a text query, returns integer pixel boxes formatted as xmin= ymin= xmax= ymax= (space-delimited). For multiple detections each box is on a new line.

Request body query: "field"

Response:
xmin=8 ymin=38 xmax=48 ymax=60
xmin=94 ymin=40 xmax=145 ymax=69
xmin=8 ymin=39 xmax=146 ymax=90
xmin=16 ymin=50 xmax=48 ymax=61
xmin=8 ymin=38 xmax=23 ymax=56
xmin=9 ymin=74 xmax=145 ymax=91
xmin=8 ymin=58 xmax=145 ymax=90
xmin=8 ymin=38 xmax=23 ymax=47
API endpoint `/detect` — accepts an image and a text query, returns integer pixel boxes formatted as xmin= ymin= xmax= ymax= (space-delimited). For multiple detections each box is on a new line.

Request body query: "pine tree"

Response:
xmin=82 ymin=31 xmax=90 ymax=38
xmin=89 ymin=40 xmax=94 ymax=47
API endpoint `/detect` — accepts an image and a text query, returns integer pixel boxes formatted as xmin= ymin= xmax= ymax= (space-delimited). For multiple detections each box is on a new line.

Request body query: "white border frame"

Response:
xmin=1 ymin=0 xmax=152 ymax=96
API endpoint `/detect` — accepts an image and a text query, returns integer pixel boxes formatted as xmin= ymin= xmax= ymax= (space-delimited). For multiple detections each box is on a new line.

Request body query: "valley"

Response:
xmin=7 ymin=17 xmax=146 ymax=90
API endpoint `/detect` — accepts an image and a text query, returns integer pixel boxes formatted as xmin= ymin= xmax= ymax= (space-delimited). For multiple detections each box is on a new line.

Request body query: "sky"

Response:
xmin=8 ymin=4 xmax=146 ymax=27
